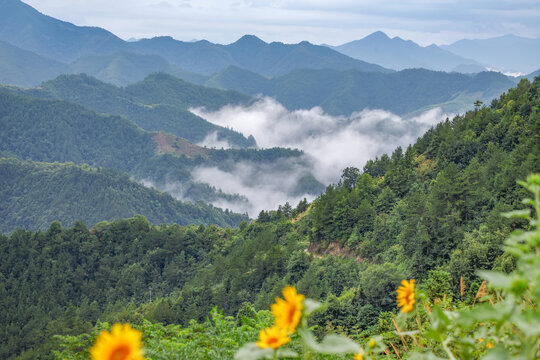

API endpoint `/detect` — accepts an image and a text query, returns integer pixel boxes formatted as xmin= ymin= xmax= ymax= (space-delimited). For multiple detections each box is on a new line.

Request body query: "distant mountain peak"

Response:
xmin=233 ymin=34 xmax=266 ymax=45
xmin=364 ymin=31 xmax=390 ymax=40
xmin=149 ymin=35 xmax=174 ymax=41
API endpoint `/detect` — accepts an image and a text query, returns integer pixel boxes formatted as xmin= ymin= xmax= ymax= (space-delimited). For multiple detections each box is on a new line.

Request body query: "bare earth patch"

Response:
xmin=153 ymin=132 xmax=211 ymax=158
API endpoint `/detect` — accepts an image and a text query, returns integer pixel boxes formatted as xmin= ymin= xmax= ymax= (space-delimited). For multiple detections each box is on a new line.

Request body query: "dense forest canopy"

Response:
xmin=1 ymin=78 xmax=538 ymax=359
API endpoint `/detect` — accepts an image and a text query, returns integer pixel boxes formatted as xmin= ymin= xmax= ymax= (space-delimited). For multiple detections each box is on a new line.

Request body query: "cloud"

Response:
xmin=150 ymin=1 xmax=173 ymax=8
xmin=139 ymin=178 xmax=188 ymax=199
xmin=192 ymin=98 xmax=448 ymax=185
xmin=137 ymin=98 xmax=447 ymax=217
xmin=199 ymin=131 xmax=232 ymax=149
xmin=192 ymin=159 xmax=317 ymax=215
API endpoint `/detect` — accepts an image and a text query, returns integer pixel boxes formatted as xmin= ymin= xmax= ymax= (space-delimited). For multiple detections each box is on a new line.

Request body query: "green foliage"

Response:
xmin=0 ymin=217 xmax=247 ymax=358
xmin=54 ymin=308 xmax=273 ymax=360
xmin=391 ymin=173 xmax=540 ymax=360
xmin=0 ymin=85 xmax=319 ymax=221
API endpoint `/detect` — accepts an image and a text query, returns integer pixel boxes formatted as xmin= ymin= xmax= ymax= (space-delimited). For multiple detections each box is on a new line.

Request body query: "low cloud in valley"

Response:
xmin=189 ymin=98 xmax=449 ymax=215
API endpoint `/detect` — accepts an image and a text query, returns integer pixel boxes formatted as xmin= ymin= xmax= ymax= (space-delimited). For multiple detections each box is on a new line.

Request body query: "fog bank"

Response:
xmin=193 ymin=98 xmax=447 ymax=185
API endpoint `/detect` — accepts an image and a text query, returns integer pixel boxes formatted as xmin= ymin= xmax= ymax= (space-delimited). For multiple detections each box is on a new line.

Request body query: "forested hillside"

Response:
xmin=2 ymin=78 xmax=538 ymax=359
xmin=0 ymin=88 xmax=321 ymax=226
xmin=0 ymin=158 xmax=247 ymax=233
xmin=26 ymin=73 xmax=255 ymax=148
xmin=206 ymin=67 xmax=515 ymax=116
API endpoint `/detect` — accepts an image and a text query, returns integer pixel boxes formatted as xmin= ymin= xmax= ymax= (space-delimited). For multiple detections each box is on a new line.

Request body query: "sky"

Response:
xmin=23 ymin=0 xmax=540 ymax=46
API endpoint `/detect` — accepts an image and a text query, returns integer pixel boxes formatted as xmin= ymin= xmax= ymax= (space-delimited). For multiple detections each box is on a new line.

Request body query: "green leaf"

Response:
xmin=408 ymin=351 xmax=447 ymax=360
xmin=298 ymin=329 xmax=361 ymax=354
xmin=477 ymin=271 xmax=512 ymax=288
xmin=397 ymin=330 xmax=419 ymax=339
xmin=430 ymin=305 xmax=450 ymax=333
xmin=501 ymin=209 xmax=530 ymax=219
xmin=513 ymin=314 xmax=540 ymax=337
xmin=303 ymin=299 xmax=322 ymax=316
xmin=481 ymin=344 xmax=511 ymax=360
xmin=234 ymin=342 xmax=273 ymax=360
xmin=276 ymin=348 xmax=299 ymax=358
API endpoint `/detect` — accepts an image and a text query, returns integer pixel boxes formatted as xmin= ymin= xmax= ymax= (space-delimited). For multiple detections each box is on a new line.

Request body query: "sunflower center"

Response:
xmin=287 ymin=305 xmax=296 ymax=324
xmin=110 ymin=345 xmax=130 ymax=360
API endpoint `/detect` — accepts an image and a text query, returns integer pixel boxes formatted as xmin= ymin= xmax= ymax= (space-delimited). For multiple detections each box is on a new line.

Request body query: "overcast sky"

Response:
xmin=24 ymin=0 xmax=540 ymax=46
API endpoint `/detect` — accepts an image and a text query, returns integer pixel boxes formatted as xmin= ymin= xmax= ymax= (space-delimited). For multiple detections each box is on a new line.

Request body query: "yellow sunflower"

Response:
xmin=396 ymin=279 xmax=416 ymax=313
xmin=353 ymin=349 xmax=364 ymax=360
xmin=90 ymin=323 xmax=144 ymax=360
xmin=271 ymin=286 xmax=305 ymax=334
xmin=256 ymin=325 xmax=291 ymax=350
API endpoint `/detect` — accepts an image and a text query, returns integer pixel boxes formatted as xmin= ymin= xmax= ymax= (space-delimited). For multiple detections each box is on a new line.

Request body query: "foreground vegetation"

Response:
xmin=55 ymin=173 xmax=540 ymax=359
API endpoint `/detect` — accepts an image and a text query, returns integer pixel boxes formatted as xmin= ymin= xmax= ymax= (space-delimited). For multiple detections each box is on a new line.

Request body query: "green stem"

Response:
xmin=415 ymin=303 xmax=423 ymax=341
xmin=303 ymin=338 xmax=310 ymax=360
xmin=442 ymin=338 xmax=456 ymax=360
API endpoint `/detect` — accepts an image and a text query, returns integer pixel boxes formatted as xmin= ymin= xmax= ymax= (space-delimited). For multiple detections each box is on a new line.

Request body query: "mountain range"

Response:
xmin=27 ymin=72 xmax=255 ymax=148
xmin=0 ymin=0 xmax=537 ymax=120
xmin=441 ymin=34 xmax=540 ymax=75
xmin=326 ymin=31 xmax=485 ymax=73
xmin=328 ymin=31 xmax=540 ymax=76
xmin=0 ymin=86 xmax=323 ymax=230
xmin=205 ymin=66 xmax=516 ymax=116
xmin=0 ymin=0 xmax=538 ymax=232
xmin=0 ymin=0 xmax=390 ymax=79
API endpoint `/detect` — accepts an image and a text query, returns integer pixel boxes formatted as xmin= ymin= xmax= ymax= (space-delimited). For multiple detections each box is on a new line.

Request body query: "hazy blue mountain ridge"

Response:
xmin=0 ymin=40 xmax=68 ymax=87
xmin=441 ymin=34 xmax=540 ymax=74
xmin=328 ymin=31 xmax=485 ymax=72
xmin=68 ymin=51 xmax=208 ymax=86
xmin=0 ymin=0 xmax=125 ymax=62
xmin=0 ymin=0 xmax=392 ymax=80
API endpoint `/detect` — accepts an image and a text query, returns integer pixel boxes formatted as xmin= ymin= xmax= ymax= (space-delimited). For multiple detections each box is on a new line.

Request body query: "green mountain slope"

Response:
xmin=208 ymin=67 xmax=516 ymax=116
xmin=124 ymin=72 xmax=252 ymax=110
xmin=0 ymin=89 xmax=154 ymax=169
xmin=29 ymin=73 xmax=255 ymax=148
xmin=68 ymin=51 xmax=207 ymax=86
xmin=0 ymin=40 xmax=67 ymax=87
xmin=0 ymin=78 xmax=538 ymax=359
xmin=0 ymin=0 xmax=125 ymax=63
xmin=0 ymin=158 xmax=247 ymax=233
